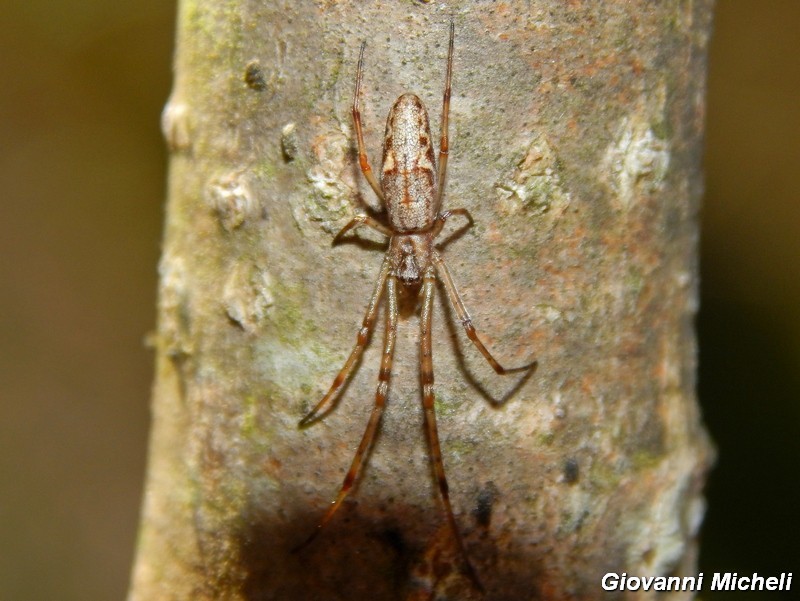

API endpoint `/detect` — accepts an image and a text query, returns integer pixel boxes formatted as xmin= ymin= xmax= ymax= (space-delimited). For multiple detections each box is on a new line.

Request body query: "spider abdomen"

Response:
xmin=381 ymin=93 xmax=438 ymax=233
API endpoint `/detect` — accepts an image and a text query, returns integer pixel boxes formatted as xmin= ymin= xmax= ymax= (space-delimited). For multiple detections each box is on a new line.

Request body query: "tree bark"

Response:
xmin=129 ymin=1 xmax=715 ymax=600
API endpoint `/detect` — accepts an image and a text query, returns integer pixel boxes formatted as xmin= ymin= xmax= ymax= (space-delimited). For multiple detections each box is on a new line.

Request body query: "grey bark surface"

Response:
xmin=129 ymin=2 xmax=715 ymax=600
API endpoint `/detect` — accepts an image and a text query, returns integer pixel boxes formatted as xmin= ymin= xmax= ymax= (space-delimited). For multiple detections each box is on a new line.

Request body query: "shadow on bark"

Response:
xmin=233 ymin=493 xmax=552 ymax=600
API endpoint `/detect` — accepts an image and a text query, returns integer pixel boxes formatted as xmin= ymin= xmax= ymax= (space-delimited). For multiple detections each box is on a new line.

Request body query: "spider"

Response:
xmin=298 ymin=23 xmax=536 ymax=586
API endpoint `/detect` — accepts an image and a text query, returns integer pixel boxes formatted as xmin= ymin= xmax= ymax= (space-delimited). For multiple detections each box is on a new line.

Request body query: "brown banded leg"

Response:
xmin=419 ymin=270 xmax=483 ymax=590
xmin=298 ymin=275 xmax=398 ymax=548
xmin=333 ymin=214 xmax=392 ymax=244
xmin=352 ymin=41 xmax=384 ymax=201
xmin=299 ymin=258 xmax=391 ymax=426
xmin=433 ymin=253 xmax=537 ymax=375
xmin=436 ymin=22 xmax=455 ymax=206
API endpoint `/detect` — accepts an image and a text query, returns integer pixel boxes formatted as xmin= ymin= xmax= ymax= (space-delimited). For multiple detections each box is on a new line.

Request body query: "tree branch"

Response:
xmin=129 ymin=2 xmax=715 ymax=599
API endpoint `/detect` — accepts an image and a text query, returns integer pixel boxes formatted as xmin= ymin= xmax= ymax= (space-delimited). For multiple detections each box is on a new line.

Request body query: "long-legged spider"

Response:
xmin=298 ymin=23 xmax=536 ymax=586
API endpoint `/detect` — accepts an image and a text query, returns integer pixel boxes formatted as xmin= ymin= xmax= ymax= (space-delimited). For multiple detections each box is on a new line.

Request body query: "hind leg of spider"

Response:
xmin=296 ymin=275 xmax=398 ymax=550
xmin=299 ymin=258 xmax=391 ymax=427
xmin=433 ymin=253 xmax=537 ymax=375
xmin=419 ymin=270 xmax=484 ymax=591
xmin=352 ymin=41 xmax=384 ymax=201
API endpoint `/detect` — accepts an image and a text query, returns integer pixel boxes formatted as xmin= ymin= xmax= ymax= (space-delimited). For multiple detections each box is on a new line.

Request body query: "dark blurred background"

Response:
xmin=0 ymin=2 xmax=797 ymax=600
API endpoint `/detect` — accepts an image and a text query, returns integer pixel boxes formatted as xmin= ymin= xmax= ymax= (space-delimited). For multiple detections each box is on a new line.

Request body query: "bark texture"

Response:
xmin=129 ymin=2 xmax=715 ymax=600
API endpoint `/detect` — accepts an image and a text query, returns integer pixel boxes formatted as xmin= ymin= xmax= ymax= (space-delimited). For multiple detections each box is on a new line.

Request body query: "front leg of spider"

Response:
xmin=297 ymin=24 xmax=537 ymax=590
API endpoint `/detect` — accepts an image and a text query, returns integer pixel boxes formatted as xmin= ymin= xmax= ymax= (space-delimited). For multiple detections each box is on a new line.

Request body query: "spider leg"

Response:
xmin=433 ymin=252 xmax=537 ymax=374
xmin=333 ymin=214 xmax=392 ymax=243
xmin=435 ymin=22 xmax=455 ymax=206
xmin=352 ymin=41 xmax=385 ymax=202
xmin=420 ymin=270 xmax=483 ymax=591
xmin=298 ymin=274 xmax=398 ymax=548
xmin=299 ymin=257 xmax=391 ymax=427
xmin=430 ymin=207 xmax=473 ymax=240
